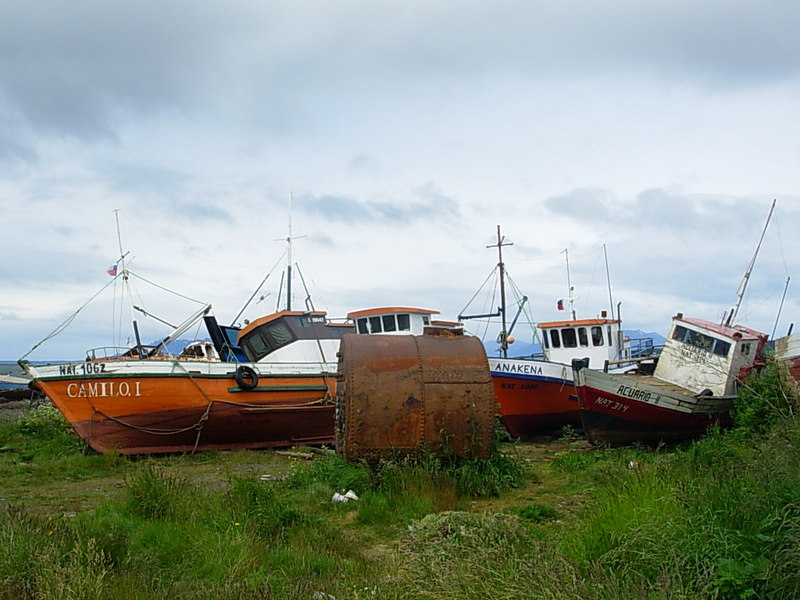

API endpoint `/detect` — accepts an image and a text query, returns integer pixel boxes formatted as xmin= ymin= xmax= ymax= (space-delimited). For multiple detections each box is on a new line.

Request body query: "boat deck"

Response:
xmin=618 ymin=373 xmax=695 ymax=396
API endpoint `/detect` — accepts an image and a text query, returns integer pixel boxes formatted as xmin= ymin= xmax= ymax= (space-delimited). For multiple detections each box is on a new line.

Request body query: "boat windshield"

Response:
xmin=672 ymin=325 xmax=731 ymax=357
xmin=240 ymin=320 xmax=298 ymax=361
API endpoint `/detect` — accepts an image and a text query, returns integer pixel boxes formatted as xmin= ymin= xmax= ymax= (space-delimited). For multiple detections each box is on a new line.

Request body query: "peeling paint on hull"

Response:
xmin=30 ymin=368 xmax=337 ymax=454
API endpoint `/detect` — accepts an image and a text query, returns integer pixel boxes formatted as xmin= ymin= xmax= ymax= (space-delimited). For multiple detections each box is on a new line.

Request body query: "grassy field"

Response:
xmin=1 ymin=362 xmax=799 ymax=599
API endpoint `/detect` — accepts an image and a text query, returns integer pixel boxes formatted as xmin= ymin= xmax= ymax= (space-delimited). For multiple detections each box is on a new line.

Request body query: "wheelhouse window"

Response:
xmin=356 ymin=318 xmax=369 ymax=334
xmin=422 ymin=316 xmax=430 ymax=326
xmin=714 ymin=340 xmax=731 ymax=357
xmin=397 ymin=314 xmax=411 ymax=331
xmin=561 ymin=328 xmax=577 ymax=348
xmin=591 ymin=326 xmax=604 ymax=346
xmin=549 ymin=329 xmax=561 ymax=348
xmin=267 ymin=321 xmax=293 ymax=345
xmin=243 ymin=332 xmax=270 ymax=358
xmin=672 ymin=325 xmax=730 ymax=357
xmin=578 ymin=327 xmax=589 ymax=347
xmin=382 ymin=315 xmax=397 ymax=332
xmin=369 ymin=316 xmax=382 ymax=333
xmin=740 ymin=342 xmax=752 ymax=356
xmin=240 ymin=320 xmax=297 ymax=361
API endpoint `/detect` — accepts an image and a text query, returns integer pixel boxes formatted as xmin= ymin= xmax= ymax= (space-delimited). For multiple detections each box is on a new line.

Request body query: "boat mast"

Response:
xmin=488 ymin=225 xmax=513 ymax=358
xmin=771 ymin=276 xmax=790 ymax=339
xmin=725 ymin=199 xmax=776 ymax=327
xmin=286 ymin=205 xmax=293 ymax=311
xmin=603 ymin=244 xmax=615 ymax=321
xmin=603 ymin=243 xmax=625 ymax=360
xmin=113 ymin=209 xmax=144 ymax=356
xmin=274 ymin=194 xmax=307 ymax=312
xmin=563 ymin=249 xmax=576 ymax=320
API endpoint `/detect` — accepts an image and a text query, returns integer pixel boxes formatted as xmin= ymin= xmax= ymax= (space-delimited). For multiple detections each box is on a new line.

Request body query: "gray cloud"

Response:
xmin=296 ymin=194 xmax=371 ymax=221
xmin=101 ymin=164 xmax=192 ymax=196
xmin=545 ymin=189 xmax=615 ymax=220
xmin=545 ymin=189 xmax=785 ymax=240
xmin=296 ymin=186 xmax=459 ymax=224
xmin=1 ymin=1 xmax=798 ymax=358
xmin=0 ymin=1 xmax=248 ymax=138
xmin=0 ymin=124 xmax=37 ymax=166
xmin=3 ymin=1 xmax=798 ymax=143
xmin=0 ymin=246 xmax=105 ymax=286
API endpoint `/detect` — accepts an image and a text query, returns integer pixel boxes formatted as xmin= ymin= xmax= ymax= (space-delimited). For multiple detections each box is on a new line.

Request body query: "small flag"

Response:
xmin=557 ymin=299 xmax=564 ymax=311
xmin=107 ymin=264 xmax=118 ymax=277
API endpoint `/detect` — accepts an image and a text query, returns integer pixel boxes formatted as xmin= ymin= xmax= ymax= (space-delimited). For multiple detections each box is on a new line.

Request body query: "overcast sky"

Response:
xmin=2 ymin=0 xmax=799 ymax=360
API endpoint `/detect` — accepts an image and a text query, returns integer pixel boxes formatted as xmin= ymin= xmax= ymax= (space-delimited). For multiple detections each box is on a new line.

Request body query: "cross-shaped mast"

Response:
xmin=487 ymin=225 xmax=514 ymax=357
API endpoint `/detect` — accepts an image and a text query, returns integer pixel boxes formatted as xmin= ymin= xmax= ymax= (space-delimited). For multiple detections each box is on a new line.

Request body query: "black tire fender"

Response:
xmin=235 ymin=365 xmax=259 ymax=390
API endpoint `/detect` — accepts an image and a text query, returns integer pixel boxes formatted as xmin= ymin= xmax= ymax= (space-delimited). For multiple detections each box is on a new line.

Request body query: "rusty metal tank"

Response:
xmin=335 ymin=328 xmax=495 ymax=461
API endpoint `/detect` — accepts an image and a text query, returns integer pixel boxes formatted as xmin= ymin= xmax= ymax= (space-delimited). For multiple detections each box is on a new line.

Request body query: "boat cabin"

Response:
xmin=653 ymin=315 xmax=768 ymax=397
xmin=177 ymin=341 xmax=220 ymax=361
xmin=539 ymin=313 xmax=645 ymax=369
xmin=347 ymin=307 xmax=462 ymax=336
xmin=237 ymin=311 xmax=354 ymax=364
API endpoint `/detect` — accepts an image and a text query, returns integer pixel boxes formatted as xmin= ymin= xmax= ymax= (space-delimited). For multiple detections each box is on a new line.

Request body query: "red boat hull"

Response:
xmin=489 ymin=358 xmax=580 ymax=438
xmin=577 ymin=383 xmax=732 ymax=446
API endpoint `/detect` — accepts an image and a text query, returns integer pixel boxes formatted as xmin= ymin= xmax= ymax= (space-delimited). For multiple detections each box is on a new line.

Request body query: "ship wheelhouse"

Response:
xmin=654 ymin=315 xmax=767 ymax=397
xmin=347 ymin=307 xmax=462 ymax=336
xmin=539 ymin=312 xmax=629 ymax=369
xmin=238 ymin=311 xmax=353 ymax=363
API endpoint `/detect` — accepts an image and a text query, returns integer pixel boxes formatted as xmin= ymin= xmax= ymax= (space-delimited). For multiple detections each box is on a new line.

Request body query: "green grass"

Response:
xmin=2 ymin=373 xmax=800 ymax=600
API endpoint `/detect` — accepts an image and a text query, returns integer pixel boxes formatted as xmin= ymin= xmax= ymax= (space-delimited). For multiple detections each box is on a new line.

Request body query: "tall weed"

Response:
xmin=124 ymin=463 xmax=190 ymax=520
xmin=227 ymin=476 xmax=304 ymax=539
xmin=735 ymin=360 xmax=796 ymax=433
xmin=0 ymin=506 xmax=111 ymax=600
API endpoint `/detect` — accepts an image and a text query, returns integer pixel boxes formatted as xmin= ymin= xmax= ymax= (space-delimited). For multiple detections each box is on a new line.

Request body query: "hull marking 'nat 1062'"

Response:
xmin=60 ymin=363 xmax=107 ymax=376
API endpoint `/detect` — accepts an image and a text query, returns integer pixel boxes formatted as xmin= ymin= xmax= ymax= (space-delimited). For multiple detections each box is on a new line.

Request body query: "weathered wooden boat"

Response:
xmin=460 ymin=226 xmax=654 ymax=438
xmin=491 ymin=313 xmax=654 ymax=437
xmin=572 ymin=201 xmax=777 ymax=446
xmin=18 ymin=213 xmax=358 ymax=454
xmin=20 ymin=308 xmax=353 ymax=454
xmin=572 ymin=316 xmax=768 ymax=445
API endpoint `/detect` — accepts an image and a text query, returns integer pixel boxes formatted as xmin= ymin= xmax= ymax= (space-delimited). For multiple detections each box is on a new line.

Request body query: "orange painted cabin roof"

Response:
xmin=538 ymin=318 xmax=620 ymax=329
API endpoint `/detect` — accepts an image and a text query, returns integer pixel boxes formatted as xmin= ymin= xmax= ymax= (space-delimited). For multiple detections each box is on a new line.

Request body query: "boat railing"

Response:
xmin=603 ymin=352 xmax=662 ymax=374
xmin=85 ymin=346 xmax=163 ymax=361
xmin=626 ymin=337 xmax=659 ymax=359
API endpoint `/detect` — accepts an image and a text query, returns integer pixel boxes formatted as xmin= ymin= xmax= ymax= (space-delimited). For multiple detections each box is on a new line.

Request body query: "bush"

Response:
xmin=16 ymin=403 xmax=72 ymax=437
xmin=734 ymin=361 xmax=796 ymax=433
